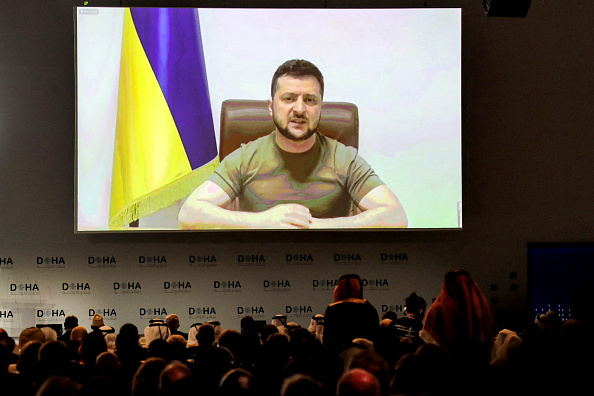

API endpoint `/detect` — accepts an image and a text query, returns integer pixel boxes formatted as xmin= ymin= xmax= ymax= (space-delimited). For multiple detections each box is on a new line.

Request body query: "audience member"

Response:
xmin=68 ymin=326 xmax=87 ymax=362
xmin=308 ymin=314 xmax=324 ymax=342
xmin=144 ymin=319 xmax=171 ymax=347
xmin=218 ymin=329 xmax=241 ymax=359
xmin=0 ymin=327 xmax=18 ymax=363
xmin=4 ymin=269 xmax=594 ymax=396
xmin=191 ymin=323 xmax=216 ymax=364
xmin=208 ymin=320 xmax=224 ymax=344
xmin=240 ymin=316 xmax=256 ymax=334
xmin=336 ymin=368 xmax=381 ymax=396
xmin=186 ymin=322 xmax=201 ymax=347
xmin=18 ymin=327 xmax=45 ymax=351
xmin=165 ymin=314 xmax=188 ymax=340
xmin=280 ymin=373 xmax=323 ymax=396
xmin=393 ymin=292 xmax=426 ymax=345
xmin=131 ymin=357 xmax=167 ymax=396
xmin=79 ymin=334 xmax=108 ymax=376
xmin=323 ymin=274 xmax=380 ymax=354
xmin=159 ymin=360 xmax=194 ymax=396
xmin=35 ymin=375 xmax=81 ymax=396
xmin=0 ymin=343 xmax=22 ymax=394
xmin=89 ymin=314 xmax=105 ymax=337
xmin=260 ymin=324 xmax=279 ymax=344
xmin=166 ymin=334 xmax=188 ymax=364
xmin=420 ymin=270 xmax=494 ymax=357
xmin=58 ymin=315 xmax=78 ymax=342
xmin=39 ymin=326 xmax=58 ymax=343
xmin=389 ymin=353 xmax=427 ymax=396
xmin=219 ymin=367 xmax=254 ymax=396
xmin=272 ymin=314 xmax=290 ymax=337
xmin=116 ymin=323 xmax=145 ymax=391
xmin=347 ymin=350 xmax=390 ymax=396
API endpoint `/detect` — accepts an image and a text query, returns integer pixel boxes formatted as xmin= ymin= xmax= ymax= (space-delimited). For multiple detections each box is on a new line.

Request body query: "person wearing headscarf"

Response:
xmin=323 ymin=274 xmax=379 ymax=354
xmin=144 ymin=319 xmax=171 ymax=348
xmin=420 ymin=270 xmax=494 ymax=357
xmin=308 ymin=314 xmax=325 ymax=342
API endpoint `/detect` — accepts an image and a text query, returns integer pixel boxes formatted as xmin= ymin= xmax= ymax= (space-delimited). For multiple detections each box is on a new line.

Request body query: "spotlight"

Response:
xmin=483 ymin=0 xmax=531 ymax=17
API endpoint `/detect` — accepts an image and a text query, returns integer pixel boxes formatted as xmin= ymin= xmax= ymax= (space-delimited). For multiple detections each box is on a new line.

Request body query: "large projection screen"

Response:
xmin=76 ymin=7 xmax=462 ymax=231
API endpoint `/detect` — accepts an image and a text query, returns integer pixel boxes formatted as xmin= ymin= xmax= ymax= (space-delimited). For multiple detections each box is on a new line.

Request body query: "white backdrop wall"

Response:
xmin=2 ymin=0 xmax=594 ymax=339
xmin=0 ymin=241 xmax=451 ymax=336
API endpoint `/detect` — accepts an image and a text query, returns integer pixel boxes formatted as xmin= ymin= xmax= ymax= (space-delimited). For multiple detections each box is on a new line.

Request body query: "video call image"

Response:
xmin=76 ymin=7 xmax=461 ymax=231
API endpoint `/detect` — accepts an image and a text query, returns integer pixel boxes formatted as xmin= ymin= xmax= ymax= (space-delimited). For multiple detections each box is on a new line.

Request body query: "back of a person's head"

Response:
xmin=70 ymin=326 xmax=88 ymax=343
xmin=132 ymin=357 xmax=168 ymax=396
xmin=336 ymin=368 xmax=381 ymax=396
xmin=390 ymin=353 xmax=428 ymax=395
xmin=64 ymin=315 xmax=78 ymax=330
xmin=17 ymin=340 xmax=42 ymax=375
xmin=38 ymin=340 xmax=71 ymax=376
xmin=147 ymin=338 xmax=171 ymax=361
xmin=404 ymin=292 xmax=426 ymax=316
xmin=167 ymin=334 xmax=186 ymax=348
xmin=218 ymin=329 xmax=241 ymax=355
xmin=40 ymin=326 xmax=58 ymax=342
xmin=19 ymin=327 xmax=45 ymax=350
xmin=0 ymin=327 xmax=10 ymax=345
xmin=334 ymin=274 xmax=363 ymax=302
xmin=219 ymin=368 xmax=254 ymax=396
xmin=0 ymin=344 xmax=11 ymax=372
xmin=165 ymin=314 xmax=180 ymax=330
xmin=159 ymin=360 xmax=193 ymax=396
xmin=281 ymin=373 xmax=323 ymax=396
xmin=197 ymin=323 xmax=215 ymax=346
xmin=260 ymin=324 xmax=279 ymax=343
xmin=187 ymin=323 xmax=200 ymax=346
xmin=238 ymin=330 xmax=262 ymax=364
xmin=144 ymin=319 xmax=171 ymax=347
xmin=35 ymin=375 xmax=82 ymax=396
xmin=348 ymin=351 xmax=390 ymax=396
xmin=80 ymin=334 xmax=108 ymax=367
xmin=95 ymin=351 xmax=121 ymax=379
xmin=104 ymin=332 xmax=117 ymax=352
xmin=240 ymin=316 xmax=256 ymax=333
xmin=167 ymin=335 xmax=187 ymax=362
xmin=91 ymin=314 xmax=105 ymax=329
xmin=117 ymin=323 xmax=139 ymax=351
xmin=78 ymin=375 xmax=126 ymax=396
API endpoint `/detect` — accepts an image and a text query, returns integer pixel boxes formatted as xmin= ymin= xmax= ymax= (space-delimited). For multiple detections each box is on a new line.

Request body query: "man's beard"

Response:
xmin=273 ymin=113 xmax=319 ymax=142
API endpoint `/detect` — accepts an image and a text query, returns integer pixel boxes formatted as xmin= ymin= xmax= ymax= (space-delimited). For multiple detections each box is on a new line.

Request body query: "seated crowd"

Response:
xmin=1 ymin=271 xmax=592 ymax=396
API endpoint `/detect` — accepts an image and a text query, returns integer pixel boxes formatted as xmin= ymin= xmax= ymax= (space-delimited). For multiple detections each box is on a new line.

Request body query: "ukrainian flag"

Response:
xmin=110 ymin=8 xmax=218 ymax=228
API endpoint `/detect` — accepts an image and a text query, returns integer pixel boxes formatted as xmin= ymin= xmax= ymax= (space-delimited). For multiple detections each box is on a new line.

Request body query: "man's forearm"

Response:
xmin=310 ymin=205 xmax=408 ymax=229
xmin=178 ymin=200 xmax=261 ymax=229
xmin=178 ymin=200 xmax=314 ymax=229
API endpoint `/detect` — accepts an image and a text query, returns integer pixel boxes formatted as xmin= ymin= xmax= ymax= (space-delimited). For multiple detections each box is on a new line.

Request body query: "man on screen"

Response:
xmin=178 ymin=59 xmax=407 ymax=229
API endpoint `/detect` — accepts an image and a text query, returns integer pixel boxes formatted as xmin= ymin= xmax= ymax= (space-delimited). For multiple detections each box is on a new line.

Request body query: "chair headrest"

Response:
xmin=219 ymin=100 xmax=358 ymax=160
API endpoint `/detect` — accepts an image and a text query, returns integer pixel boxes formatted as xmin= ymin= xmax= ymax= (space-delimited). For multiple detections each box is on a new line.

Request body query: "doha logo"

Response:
xmin=37 ymin=256 xmax=66 ymax=269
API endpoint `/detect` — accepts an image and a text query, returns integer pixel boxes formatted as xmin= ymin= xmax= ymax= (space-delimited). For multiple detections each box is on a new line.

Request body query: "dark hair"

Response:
xmin=404 ymin=292 xmax=426 ymax=315
xmin=64 ymin=315 xmax=78 ymax=329
xmin=271 ymin=59 xmax=324 ymax=99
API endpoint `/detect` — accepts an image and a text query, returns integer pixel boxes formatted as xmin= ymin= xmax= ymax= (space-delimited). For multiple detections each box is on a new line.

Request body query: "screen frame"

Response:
xmin=74 ymin=4 xmax=463 ymax=234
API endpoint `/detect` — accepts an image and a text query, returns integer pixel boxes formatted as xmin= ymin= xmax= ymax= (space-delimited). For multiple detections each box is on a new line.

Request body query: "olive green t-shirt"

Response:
xmin=210 ymin=131 xmax=384 ymax=218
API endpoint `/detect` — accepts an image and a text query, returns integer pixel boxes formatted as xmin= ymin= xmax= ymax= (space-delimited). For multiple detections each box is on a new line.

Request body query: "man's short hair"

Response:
xmin=64 ymin=315 xmax=78 ymax=330
xmin=166 ymin=314 xmax=179 ymax=328
xmin=18 ymin=327 xmax=45 ymax=349
xmin=271 ymin=59 xmax=324 ymax=99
